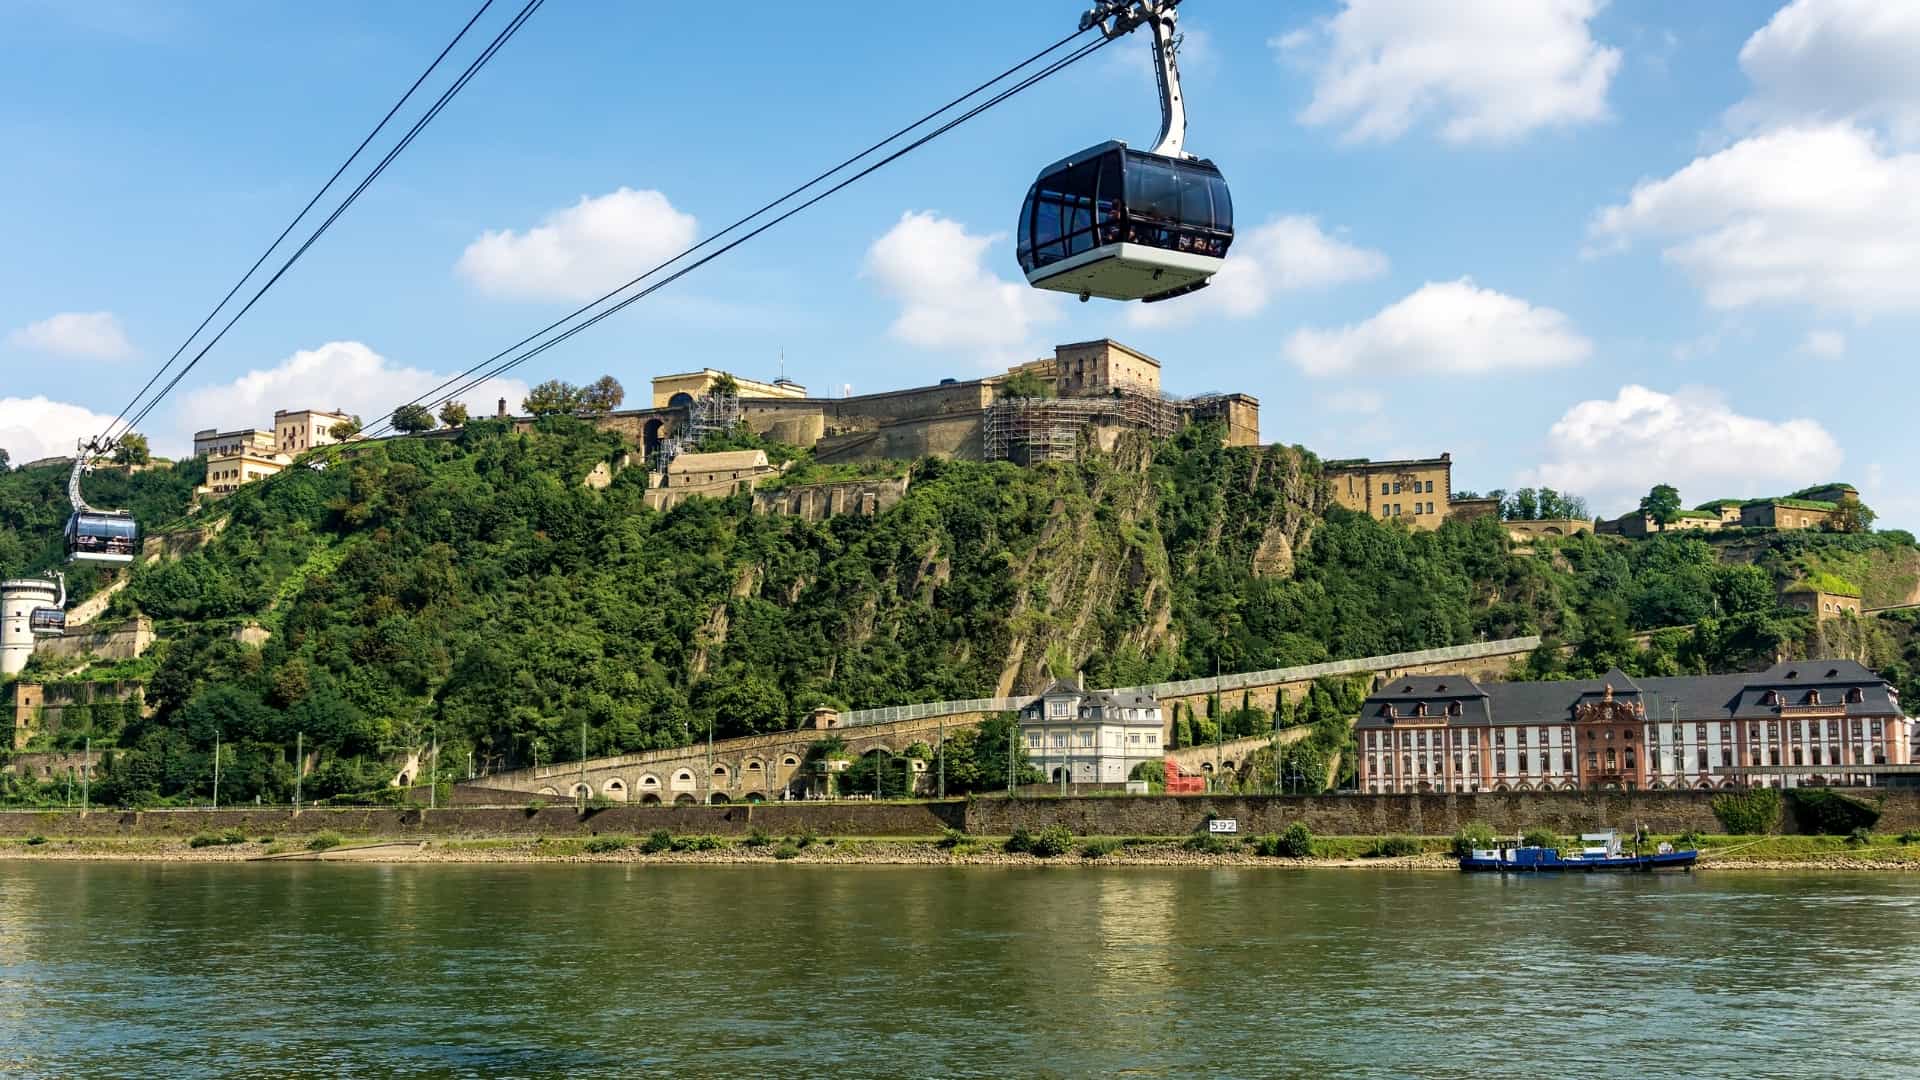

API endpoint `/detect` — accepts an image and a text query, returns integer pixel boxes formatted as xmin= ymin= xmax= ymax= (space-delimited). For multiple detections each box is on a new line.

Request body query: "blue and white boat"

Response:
xmin=1459 ymin=831 xmax=1697 ymax=873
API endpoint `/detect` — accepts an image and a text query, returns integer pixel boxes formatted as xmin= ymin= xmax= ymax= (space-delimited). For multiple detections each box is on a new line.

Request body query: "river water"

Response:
xmin=0 ymin=863 xmax=1913 ymax=1078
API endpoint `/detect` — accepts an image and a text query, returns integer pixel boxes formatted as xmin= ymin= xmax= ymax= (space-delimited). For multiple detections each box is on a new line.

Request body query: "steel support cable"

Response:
xmin=358 ymin=32 xmax=1115 ymax=442
xmin=366 ymin=26 xmax=1095 ymax=431
xmin=113 ymin=0 xmax=545 ymax=441
xmin=97 ymin=0 xmax=504 ymax=448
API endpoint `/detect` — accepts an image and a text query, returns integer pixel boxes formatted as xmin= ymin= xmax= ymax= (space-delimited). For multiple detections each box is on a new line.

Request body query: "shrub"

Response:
xmin=1520 ymin=828 xmax=1559 ymax=850
xmin=742 ymin=829 xmax=772 ymax=848
xmin=1004 ymin=827 xmax=1035 ymax=854
xmin=1788 ymin=788 xmax=1882 ymax=836
xmin=256 ymin=836 xmax=274 ymax=845
xmin=306 ymin=832 xmax=344 ymax=852
xmin=190 ymin=830 xmax=250 ymax=849
xmin=690 ymin=835 xmax=723 ymax=852
xmin=640 ymin=829 xmax=674 ymax=854
xmin=1079 ymin=837 xmax=1120 ymax=859
xmin=524 ymin=799 xmax=547 ymax=816
xmin=188 ymin=833 xmax=220 ymax=849
xmin=1899 ymin=831 xmax=1920 ymax=846
xmin=1451 ymin=822 xmax=1497 ymax=858
xmin=936 ymin=827 xmax=968 ymax=850
xmin=1277 ymin=821 xmax=1315 ymax=858
xmin=1711 ymin=787 xmax=1782 ymax=835
xmin=1183 ymin=833 xmax=1232 ymax=855
xmin=1847 ymin=827 xmax=1874 ymax=847
xmin=773 ymin=842 xmax=801 ymax=860
xmin=795 ymin=826 xmax=819 ymax=849
xmin=1676 ymin=830 xmax=1704 ymax=848
xmin=1029 ymin=825 xmax=1074 ymax=858
xmin=1373 ymin=835 xmax=1422 ymax=858
xmin=584 ymin=835 xmax=632 ymax=854
xmin=25 ymin=835 xmax=48 ymax=846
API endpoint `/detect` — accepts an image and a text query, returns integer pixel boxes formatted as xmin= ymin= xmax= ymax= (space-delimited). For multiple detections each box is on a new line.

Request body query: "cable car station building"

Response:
xmin=1356 ymin=661 xmax=1909 ymax=794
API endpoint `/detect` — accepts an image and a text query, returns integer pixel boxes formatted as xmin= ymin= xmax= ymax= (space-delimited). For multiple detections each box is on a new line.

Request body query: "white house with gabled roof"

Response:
xmin=1018 ymin=678 xmax=1165 ymax=784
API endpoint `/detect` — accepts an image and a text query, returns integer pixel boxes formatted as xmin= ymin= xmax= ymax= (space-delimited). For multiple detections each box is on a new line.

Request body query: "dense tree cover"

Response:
xmin=9 ymin=417 xmax=1917 ymax=805
xmin=1459 ymin=487 xmax=1590 ymax=521
xmin=522 ymin=376 xmax=625 ymax=417
xmin=391 ymin=404 xmax=435 ymax=433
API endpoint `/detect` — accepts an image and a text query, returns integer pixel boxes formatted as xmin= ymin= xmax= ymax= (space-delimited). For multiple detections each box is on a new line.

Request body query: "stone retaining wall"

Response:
xmin=5 ymin=790 xmax=1913 ymax=840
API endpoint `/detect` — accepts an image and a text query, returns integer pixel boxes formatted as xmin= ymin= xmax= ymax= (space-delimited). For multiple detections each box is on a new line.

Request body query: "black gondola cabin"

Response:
xmin=67 ymin=512 xmax=138 ymax=565
xmin=1017 ymin=141 xmax=1233 ymax=303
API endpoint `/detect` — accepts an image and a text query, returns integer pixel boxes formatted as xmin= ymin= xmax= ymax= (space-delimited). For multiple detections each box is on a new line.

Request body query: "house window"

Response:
xmin=1381 ymin=482 xmax=1390 ymax=495
xmin=1393 ymin=482 xmax=1402 ymax=494
xmin=1027 ymin=732 xmax=1043 ymax=748
xmin=1562 ymin=751 xmax=1573 ymax=772
xmin=1145 ymin=733 xmax=1157 ymax=745
xmin=1849 ymin=688 xmax=1865 ymax=704
xmin=1049 ymin=701 xmax=1070 ymax=717
xmin=1079 ymin=731 xmax=1095 ymax=747
xmin=1052 ymin=734 xmax=1067 ymax=748
xmin=1697 ymin=749 xmax=1708 ymax=770
xmin=1518 ymin=751 xmax=1529 ymax=773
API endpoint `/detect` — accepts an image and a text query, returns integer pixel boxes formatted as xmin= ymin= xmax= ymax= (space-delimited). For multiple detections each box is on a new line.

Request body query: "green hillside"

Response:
xmin=4 ymin=418 xmax=1918 ymax=806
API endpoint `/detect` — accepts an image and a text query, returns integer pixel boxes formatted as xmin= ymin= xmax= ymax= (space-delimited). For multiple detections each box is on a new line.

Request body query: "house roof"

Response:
xmin=1082 ymin=689 xmax=1161 ymax=711
xmin=665 ymin=450 xmax=769 ymax=473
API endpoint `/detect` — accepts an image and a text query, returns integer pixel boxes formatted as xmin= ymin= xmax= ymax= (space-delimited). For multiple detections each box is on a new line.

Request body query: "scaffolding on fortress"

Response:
xmin=655 ymin=393 xmax=744 ymax=469
xmin=983 ymin=391 xmax=1191 ymax=465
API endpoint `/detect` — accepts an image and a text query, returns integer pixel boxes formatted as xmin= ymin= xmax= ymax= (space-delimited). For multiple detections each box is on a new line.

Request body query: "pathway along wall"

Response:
xmin=5 ymin=790 xmax=1918 ymax=840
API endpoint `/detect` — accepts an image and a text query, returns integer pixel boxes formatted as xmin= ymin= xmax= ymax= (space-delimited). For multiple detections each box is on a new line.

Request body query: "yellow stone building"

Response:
xmin=1323 ymin=455 xmax=1455 ymax=529
xmin=651 ymin=370 xmax=808 ymax=409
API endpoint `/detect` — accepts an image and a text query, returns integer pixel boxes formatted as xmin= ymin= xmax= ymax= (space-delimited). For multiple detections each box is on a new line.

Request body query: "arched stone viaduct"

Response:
xmin=456 ymin=636 xmax=1545 ymax=804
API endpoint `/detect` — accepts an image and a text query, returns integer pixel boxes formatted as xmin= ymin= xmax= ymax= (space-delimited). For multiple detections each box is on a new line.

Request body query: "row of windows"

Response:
xmin=1379 ymin=502 xmax=1436 ymax=518
xmin=1381 ymin=480 xmax=1436 ymax=495
xmin=1027 ymin=731 xmax=1160 ymax=748
xmin=1372 ymin=718 xmax=1888 ymax=749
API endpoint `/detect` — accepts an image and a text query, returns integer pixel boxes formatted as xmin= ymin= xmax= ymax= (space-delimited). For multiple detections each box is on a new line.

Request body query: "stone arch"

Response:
xmin=1221 ymin=760 xmax=1236 ymax=771
xmin=673 ymin=793 xmax=697 ymax=805
xmin=570 ymin=783 xmax=591 ymax=800
xmin=538 ymin=786 xmax=561 ymax=798
xmin=640 ymin=793 xmax=662 ymax=805
xmin=602 ymin=778 xmax=628 ymax=803
xmin=643 ymin=418 xmax=667 ymax=457
xmin=1200 ymin=762 xmax=1214 ymax=774
xmin=708 ymin=792 xmax=731 ymax=805
xmin=669 ymin=392 xmax=694 ymax=408
xmin=744 ymin=792 xmax=766 ymax=804
xmin=1695 ymin=780 xmax=1714 ymax=790
xmin=671 ymin=769 xmax=696 ymax=793
xmin=1494 ymin=783 xmax=1510 ymax=792
xmin=1648 ymin=780 xmax=1667 ymax=791
xmin=743 ymin=758 xmax=766 ymax=783
xmin=639 ymin=774 xmax=661 ymax=793
xmin=712 ymin=763 xmax=731 ymax=784
xmin=1514 ymin=781 xmax=1532 ymax=792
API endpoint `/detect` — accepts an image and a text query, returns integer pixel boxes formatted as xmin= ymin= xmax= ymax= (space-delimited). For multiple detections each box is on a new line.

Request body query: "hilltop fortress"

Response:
xmin=505 ymin=339 xmax=1261 ymax=466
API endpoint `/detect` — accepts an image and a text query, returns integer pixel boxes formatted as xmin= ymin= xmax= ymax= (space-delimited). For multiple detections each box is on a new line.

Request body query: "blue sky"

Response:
xmin=3 ymin=0 xmax=1917 ymax=527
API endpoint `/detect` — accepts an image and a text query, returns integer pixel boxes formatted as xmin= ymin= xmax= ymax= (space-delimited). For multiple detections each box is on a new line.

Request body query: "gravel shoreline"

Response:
xmin=3 ymin=838 xmax=1916 ymax=871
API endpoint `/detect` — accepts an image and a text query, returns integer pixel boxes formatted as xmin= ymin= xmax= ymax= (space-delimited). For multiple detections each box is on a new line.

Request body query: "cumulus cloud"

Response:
xmin=457 ymin=187 xmax=698 ymax=301
xmin=864 ymin=212 xmax=1060 ymax=362
xmin=169 ymin=341 xmax=529 ymax=454
xmin=1283 ymin=278 xmax=1591 ymax=377
xmin=1315 ymin=389 xmax=1384 ymax=415
xmin=1730 ymin=0 xmax=1920 ymax=145
xmin=1589 ymin=124 xmax=1920 ymax=314
xmin=1798 ymin=329 xmax=1846 ymax=359
xmin=1129 ymin=215 xmax=1387 ymax=328
xmin=6 ymin=311 xmax=135 ymax=360
xmin=1523 ymin=385 xmax=1844 ymax=513
xmin=0 ymin=396 xmax=121 ymax=464
xmin=1280 ymin=0 xmax=1621 ymax=144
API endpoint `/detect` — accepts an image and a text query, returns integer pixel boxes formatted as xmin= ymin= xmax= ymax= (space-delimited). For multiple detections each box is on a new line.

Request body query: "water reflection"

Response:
xmin=0 ymin=864 xmax=1916 ymax=1078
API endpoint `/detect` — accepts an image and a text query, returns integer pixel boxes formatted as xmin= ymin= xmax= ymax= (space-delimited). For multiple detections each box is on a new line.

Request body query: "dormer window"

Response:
xmin=1448 ymin=702 xmax=1463 ymax=717
xmin=1415 ymin=703 xmax=1428 ymax=717
xmin=1848 ymin=688 xmax=1864 ymax=704
xmin=1762 ymin=690 xmax=1779 ymax=706
xmin=1806 ymin=691 xmax=1821 ymax=706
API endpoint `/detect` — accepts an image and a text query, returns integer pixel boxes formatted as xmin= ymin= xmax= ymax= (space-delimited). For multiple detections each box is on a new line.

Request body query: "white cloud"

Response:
xmin=1283 ymin=278 xmax=1591 ymax=377
xmin=0 ymin=396 xmax=121 ymax=464
xmin=1522 ymin=385 xmax=1844 ymax=513
xmin=1106 ymin=25 xmax=1216 ymax=81
xmin=456 ymin=187 xmax=698 ymax=302
xmin=1798 ymin=329 xmax=1846 ymax=358
xmin=1282 ymin=0 xmax=1621 ymax=144
xmin=1129 ymin=215 xmax=1387 ymax=328
xmin=1590 ymin=124 xmax=1920 ymax=314
xmin=169 ymin=341 xmax=529 ymax=455
xmin=6 ymin=311 xmax=135 ymax=360
xmin=1731 ymin=0 xmax=1920 ymax=145
xmin=864 ymin=212 xmax=1059 ymax=361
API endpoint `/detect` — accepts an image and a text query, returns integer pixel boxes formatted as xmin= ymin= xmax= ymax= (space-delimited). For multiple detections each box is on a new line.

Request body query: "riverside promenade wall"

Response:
xmin=4 ymin=790 xmax=1915 ymax=840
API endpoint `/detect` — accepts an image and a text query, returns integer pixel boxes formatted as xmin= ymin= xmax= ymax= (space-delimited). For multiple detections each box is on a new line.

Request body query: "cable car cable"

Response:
xmin=364 ymin=26 xmax=1096 ymax=433
xmin=357 ymin=31 xmax=1117 ymax=443
xmin=142 ymin=25 xmax=1116 ymax=536
xmin=91 ymin=0 xmax=506 ymax=450
xmin=111 ymin=0 xmax=546 ymax=444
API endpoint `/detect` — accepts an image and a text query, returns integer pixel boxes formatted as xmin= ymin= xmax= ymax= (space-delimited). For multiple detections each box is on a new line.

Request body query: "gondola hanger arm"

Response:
xmin=1079 ymin=0 xmax=1187 ymax=157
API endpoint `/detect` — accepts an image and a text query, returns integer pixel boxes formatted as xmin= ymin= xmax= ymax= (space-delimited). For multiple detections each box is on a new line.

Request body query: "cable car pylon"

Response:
xmin=1019 ymin=0 xmax=1234 ymax=304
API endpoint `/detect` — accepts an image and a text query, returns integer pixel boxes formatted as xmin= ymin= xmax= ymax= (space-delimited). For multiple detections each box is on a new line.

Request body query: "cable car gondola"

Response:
xmin=28 ymin=573 xmax=67 ymax=637
xmin=66 ymin=440 xmax=140 ymax=565
xmin=1017 ymin=0 xmax=1232 ymax=304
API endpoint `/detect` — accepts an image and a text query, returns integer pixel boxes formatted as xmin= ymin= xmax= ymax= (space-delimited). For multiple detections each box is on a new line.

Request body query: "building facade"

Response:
xmin=274 ymin=408 xmax=354 ymax=456
xmin=1781 ymin=584 xmax=1863 ymax=620
xmin=1741 ymin=499 xmax=1843 ymax=531
xmin=198 ymin=449 xmax=290 ymax=500
xmin=1356 ymin=661 xmax=1908 ymax=794
xmin=191 ymin=427 xmax=278 ymax=459
xmin=1324 ymin=455 xmax=1453 ymax=529
xmin=642 ymin=449 xmax=778 ymax=511
xmin=651 ymin=370 xmax=808 ymax=409
xmin=1018 ymin=679 xmax=1166 ymax=784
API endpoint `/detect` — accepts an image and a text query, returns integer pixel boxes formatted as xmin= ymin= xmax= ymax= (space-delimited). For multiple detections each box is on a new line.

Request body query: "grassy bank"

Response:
xmin=4 ymin=831 xmax=1919 ymax=869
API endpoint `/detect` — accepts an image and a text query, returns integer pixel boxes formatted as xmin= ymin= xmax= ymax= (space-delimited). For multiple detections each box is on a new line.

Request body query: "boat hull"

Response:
xmin=1459 ymin=851 xmax=1698 ymax=873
